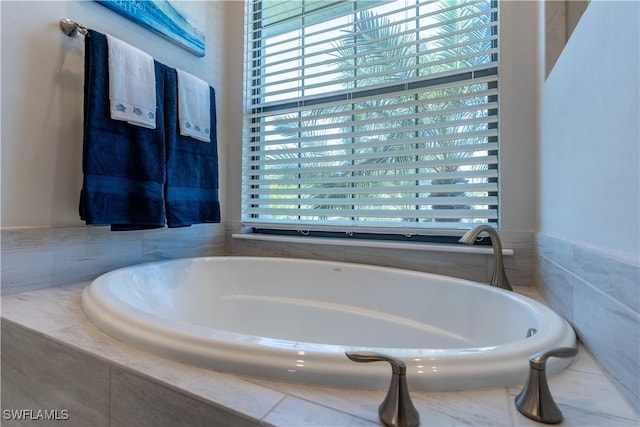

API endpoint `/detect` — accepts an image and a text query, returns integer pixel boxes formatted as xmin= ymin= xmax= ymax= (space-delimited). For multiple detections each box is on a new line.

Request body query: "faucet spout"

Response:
xmin=459 ymin=225 xmax=512 ymax=291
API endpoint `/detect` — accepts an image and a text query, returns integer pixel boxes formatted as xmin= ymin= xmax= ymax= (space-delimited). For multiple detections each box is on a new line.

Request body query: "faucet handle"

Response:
xmin=515 ymin=346 xmax=578 ymax=424
xmin=345 ymin=351 xmax=406 ymax=374
xmin=346 ymin=352 xmax=420 ymax=427
xmin=529 ymin=347 xmax=578 ymax=369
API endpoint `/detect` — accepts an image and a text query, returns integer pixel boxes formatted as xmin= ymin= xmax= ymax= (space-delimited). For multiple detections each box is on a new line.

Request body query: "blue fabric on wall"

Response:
xmin=163 ymin=67 xmax=221 ymax=227
xmin=79 ymin=30 xmax=166 ymax=230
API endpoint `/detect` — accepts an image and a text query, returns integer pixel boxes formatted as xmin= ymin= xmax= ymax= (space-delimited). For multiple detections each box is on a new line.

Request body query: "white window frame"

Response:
xmin=242 ymin=0 xmax=500 ymax=240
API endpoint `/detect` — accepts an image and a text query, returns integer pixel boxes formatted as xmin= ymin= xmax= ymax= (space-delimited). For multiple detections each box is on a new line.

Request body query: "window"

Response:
xmin=242 ymin=0 xmax=499 ymax=238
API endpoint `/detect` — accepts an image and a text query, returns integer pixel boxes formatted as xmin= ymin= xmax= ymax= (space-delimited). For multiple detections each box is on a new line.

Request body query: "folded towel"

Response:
xmin=107 ymin=34 xmax=157 ymax=129
xmin=164 ymin=67 xmax=220 ymax=227
xmin=80 ymin=30 xmax=166 ymax=230
xmin=176 ymin=69 xmax=211 ymax=142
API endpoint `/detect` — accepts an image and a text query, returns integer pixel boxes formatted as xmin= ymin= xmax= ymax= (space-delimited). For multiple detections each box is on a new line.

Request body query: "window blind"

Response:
xmin=243 ymin=0 xmax=499 ymax=234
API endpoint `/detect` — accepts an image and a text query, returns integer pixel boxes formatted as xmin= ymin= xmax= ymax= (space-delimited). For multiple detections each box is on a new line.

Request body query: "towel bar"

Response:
xmin=60 ymin=18 xmax=88 ymax=37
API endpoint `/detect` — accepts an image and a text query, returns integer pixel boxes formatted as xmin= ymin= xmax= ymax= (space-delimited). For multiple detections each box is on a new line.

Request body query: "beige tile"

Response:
xmin=536 ymin=233 xmax=574 ymax=271
xmin=249 ymin=377 xmax=514 ymax=427
xmin=1 ymin=239 xmax=142 ymax=294
xmin=573 ymin=281 xmax=640 ymax=411
xmin=142 ymin=223 xmax=225 ymax=261
xmin=1 ymin=279 xmax=284 ymax=422
xmin=508 ymin=362 xmax=639 ymax=426
xmin=414 ymin=388 xmax=512 ymax=426
xmin=536 ymin=255 xmax=574 ymax=322
xmin=1 ymin=224 xmax=228 ymax=295
xmin=504 ymin=246 xmax=535 ymax=287
xmin=1 ymin=320 xmax=110 ymax=427
xmin=111 ymin=367 xmax=259 ymax=427
xmin=228 ymin=237 xmax=347 ymax=262
xmin=49 ymin=321 xmax=285 ymax=422
xmin=0 ymin=283 xmax=86 ymax=334
xmin=0 ymin=226 xmax=141 ymax=249
xmin=346 ymin=246 xmax=490 ymax=283
xmin=262 ymin=395 xmax=377 ymax=427
xmin=573 ymin=244 xmax=639 ymax=312
xmin=241 ymin=378 xmax=382 ymax=424
xmin=566 ymin=343 xmax=606 ymax=376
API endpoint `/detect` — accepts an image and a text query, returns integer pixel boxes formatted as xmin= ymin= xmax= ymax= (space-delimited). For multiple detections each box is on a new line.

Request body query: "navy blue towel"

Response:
xmin=79 ymin=30 xmax=166 ymax=230
xmin=164 ymin=67 xmax=221 ymax=227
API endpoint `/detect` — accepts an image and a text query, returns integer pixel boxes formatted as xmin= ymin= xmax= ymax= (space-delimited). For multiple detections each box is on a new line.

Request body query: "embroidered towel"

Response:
xmin=176 ymin=69 xmax=211 ymax=142
xmin=164 ymin=67 xmax=220 ymax=227
xmin=80 ymin=30 xmax=166 ymax=230
xmin=106 ymin=34 xmax=157 ymax=129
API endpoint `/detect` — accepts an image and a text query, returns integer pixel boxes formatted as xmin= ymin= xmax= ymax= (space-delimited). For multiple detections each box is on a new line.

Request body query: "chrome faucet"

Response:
xmin=515 ymin=346 xmax=578 ymax=423
xmin=345 ymin=352 xmax=420 ymax=427
xmin=459 ymin=225 xmax=513 ymax=291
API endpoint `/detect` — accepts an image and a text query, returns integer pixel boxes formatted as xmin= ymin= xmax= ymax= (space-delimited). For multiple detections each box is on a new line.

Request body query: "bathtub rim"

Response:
xmin=80 ymin=256 xmax=577 ymax=391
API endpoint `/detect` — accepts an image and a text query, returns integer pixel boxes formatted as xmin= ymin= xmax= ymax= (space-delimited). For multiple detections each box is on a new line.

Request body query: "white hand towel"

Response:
xmin=106 ymin=34 xmax=156 ymax=129
xmin=177 ymin=69 xmax=211 ymax=142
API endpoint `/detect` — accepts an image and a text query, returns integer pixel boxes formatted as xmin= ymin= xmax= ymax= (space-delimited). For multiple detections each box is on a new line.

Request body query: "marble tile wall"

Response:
xmin=535 ymin=233 xmax=640 ymax=412
xmin=0 ymin=319 xmax=256 ymax=427
xmin=2 ymin=222 xmax=533 ymax=295
xmin=227 ymin=226 xmax=535 ymax=287
xmin=1 ymin=319 xmax=111 ymax=426
xmin=110 ymin=367 xmax=258 ymax=427
xmin=1 ymin=224 xmax=225 ymax=295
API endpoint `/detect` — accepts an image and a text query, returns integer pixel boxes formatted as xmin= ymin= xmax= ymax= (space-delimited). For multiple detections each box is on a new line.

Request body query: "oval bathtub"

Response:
xmin=81 ymin=256 xmax=576 ymax=391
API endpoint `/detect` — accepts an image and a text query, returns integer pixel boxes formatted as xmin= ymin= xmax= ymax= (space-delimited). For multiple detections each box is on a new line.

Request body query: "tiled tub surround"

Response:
xmin=227 ymin=226 xmax=536 ymax=287
xmin=0 ymin=225 xmax=225 ymax=295
xmin=2 ymin=283 xmax=637 ymax=426
xmin=2 ymin=224 xmax=532 ymax=295
xmin=536 ymin=233 xmax=640 ymax=413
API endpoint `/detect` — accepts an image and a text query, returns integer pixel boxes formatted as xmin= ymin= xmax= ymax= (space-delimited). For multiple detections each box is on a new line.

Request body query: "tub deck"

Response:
xmin=1 ymin=282 xmax=637 ymax=426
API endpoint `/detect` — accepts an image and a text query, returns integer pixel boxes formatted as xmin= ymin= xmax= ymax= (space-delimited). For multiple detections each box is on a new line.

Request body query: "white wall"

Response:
xmin=1 ymin=0 xmax=228 ymax=227
xmin=536 ymin=0 xmax=640 ymax=411
xmin=539 ymin=0 xmax=639 ymax=262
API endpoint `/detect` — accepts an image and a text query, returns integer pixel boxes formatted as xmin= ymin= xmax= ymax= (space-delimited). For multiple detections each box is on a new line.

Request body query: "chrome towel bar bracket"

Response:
xmin=60 ymin=18 xmax=89 ymax=37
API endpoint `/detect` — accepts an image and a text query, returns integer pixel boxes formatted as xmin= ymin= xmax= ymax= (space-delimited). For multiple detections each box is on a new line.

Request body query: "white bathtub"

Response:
xmin=81 ymin=256 xmax=576 ymax=391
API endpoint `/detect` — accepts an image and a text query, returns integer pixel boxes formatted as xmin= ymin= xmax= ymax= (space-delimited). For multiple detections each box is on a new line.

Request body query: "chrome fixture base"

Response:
xmin=346 ymin=352 xmax=420 ymax=427
xmin=515 ymin=347 xmax=578 ymax=424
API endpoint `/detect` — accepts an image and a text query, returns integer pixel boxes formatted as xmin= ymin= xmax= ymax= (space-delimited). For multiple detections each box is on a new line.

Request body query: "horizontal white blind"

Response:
xmin=243 ymin=0 xmax=499 ymax=233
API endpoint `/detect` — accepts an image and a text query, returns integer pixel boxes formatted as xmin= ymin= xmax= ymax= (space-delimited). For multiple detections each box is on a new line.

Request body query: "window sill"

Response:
xmin=231 ymin=233 xmax=514 ymax=256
